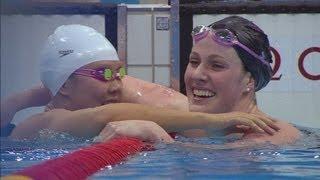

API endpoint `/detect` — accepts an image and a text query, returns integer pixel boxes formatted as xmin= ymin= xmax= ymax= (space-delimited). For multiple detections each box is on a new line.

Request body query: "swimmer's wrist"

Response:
xmin=192 ymin=112 xmax=213 ymax=130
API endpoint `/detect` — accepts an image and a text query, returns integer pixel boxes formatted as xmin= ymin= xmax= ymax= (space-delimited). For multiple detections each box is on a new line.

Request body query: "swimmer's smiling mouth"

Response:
xmin=193 ymin=89 xmax=216 ymax=98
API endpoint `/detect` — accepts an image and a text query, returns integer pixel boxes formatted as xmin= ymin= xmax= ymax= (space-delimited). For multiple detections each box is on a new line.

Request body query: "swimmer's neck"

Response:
xmin=232 ymin=94 xmax=260 ymax=114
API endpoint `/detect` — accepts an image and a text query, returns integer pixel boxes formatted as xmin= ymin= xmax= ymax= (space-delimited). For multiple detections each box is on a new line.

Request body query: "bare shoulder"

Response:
xmin=10 ymin=112 xmax=49 ymax=139
xmin=10 ymin=109 xmax=72 ymax=139
xmin=122 ymin=76 xmax=188 ymax=111
xmin=243 ymin=120 xmax=301 ymax=145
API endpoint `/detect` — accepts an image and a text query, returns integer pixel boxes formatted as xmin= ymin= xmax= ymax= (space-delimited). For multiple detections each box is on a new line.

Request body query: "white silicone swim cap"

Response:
xmin=39 ymin=24 xmax=119 ymax=96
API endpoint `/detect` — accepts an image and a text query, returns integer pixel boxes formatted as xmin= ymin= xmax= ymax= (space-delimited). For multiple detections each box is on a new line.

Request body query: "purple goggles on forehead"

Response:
xmin=192 ymin=25 xmax=269 ymax=66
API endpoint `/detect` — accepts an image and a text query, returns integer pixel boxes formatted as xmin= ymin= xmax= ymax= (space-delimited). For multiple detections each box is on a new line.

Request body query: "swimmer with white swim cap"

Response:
xmin=8 ymin=24 xmax=279 ymax=144
xmin=39 ymin=24 xmax=125 ymax=111
xmin=9 ymin=24 xmax=174 ymax=141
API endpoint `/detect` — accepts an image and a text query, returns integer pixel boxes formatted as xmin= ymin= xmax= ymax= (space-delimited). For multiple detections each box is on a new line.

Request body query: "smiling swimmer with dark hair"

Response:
xmin=3 ymin=23 xmax=281 ymax=145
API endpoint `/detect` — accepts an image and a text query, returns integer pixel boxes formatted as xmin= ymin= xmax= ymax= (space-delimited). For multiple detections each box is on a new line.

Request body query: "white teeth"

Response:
xmin=193 ymin=89 xmax=215 ymax=97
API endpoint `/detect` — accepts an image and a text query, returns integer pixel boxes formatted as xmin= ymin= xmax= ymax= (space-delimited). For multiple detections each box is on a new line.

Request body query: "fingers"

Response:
xmin=153 ymin=127 xmax=174 ymax=143
xmin=93 ymin=124 xmax=117 ymax=143
xmin=263 ymin=120 xmax=280 ymax=131
xmin=251 ymin=114 xmax=280 ymax=131
xmin=252 ymin=119 xmax=274 ymax=135
xmin=232 ymin=119 xmax=265 ymax=134
xmin=94 ymin=120 xmax=174 ymax=144
xmin=238 ymin=115 xmax=275 ymax=135
xmin=247 ymin=115 xmax=280 ymax=135
xmin=256 ymin=111 xmax=278 ymax=123
xmin=234 ymin=112 xmax=280 ymax=135
xmin=247 ymin=121 xmax=266 ymax=134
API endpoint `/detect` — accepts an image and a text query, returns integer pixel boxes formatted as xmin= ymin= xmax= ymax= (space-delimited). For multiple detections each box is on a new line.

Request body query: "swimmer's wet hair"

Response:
xmin=209 ymin=16 xmax=273 ymax=91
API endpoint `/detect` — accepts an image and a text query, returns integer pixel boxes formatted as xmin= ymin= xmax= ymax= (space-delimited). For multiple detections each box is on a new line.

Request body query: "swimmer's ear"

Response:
xmin=59 ymin=78 xmax=73 ymax=96
xmin=244 ymin=72 xmax=255 ymax=92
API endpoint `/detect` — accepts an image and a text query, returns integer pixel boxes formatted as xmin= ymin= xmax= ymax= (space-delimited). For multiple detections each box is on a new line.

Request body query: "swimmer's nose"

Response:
xmin=107 ymin=79 xmax=123 ymax=94
xmin=192 ymin=64 xmax=208 ymax=83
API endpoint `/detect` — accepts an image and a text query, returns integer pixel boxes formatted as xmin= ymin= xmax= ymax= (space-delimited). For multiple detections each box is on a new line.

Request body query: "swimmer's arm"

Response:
xmin=95 ymin=103 xmax=213 ymax=133
xmin=10 ymin=103 xmax=208 ymax=139
xmin=10 ymin=103 xmax=279 ymax=139
xmin=1 ymin=84 xmax=51 ymax=128
xmin=16 ymin=84 xmax=51 ymax=109
xmin=95 ymin=103 xmax=279 ymax=135
xmin=10 ymin=108 xmax=107 ymax=139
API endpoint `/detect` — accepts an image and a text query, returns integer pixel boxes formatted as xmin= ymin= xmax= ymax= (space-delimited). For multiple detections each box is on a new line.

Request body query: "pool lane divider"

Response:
xmin=3 ymin=137 xmax=154 ymax=180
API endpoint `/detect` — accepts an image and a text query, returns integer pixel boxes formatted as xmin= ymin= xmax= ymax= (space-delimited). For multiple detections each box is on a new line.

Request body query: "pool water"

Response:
xmin=1 ymin=126 xmax=320 ymax=179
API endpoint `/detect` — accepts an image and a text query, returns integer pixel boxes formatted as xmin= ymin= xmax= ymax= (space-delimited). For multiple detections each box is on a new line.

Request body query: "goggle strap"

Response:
xmin=234 ymin=42 xmax=269 ymax=66
xmin=73 ymin=72 xmax=96 ymax=78
xmin=75 ymin=68 xmax=96 ymax=73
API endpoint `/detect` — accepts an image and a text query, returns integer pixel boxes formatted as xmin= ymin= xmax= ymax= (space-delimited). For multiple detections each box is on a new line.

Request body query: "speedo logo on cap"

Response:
xmin=59 ymin=50 xmax=74 ymax=58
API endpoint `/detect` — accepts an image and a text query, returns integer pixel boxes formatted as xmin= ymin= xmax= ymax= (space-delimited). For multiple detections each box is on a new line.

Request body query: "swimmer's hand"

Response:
xmin=206 ymin=112 xmax=280 ymax=136
xmin=94 ymin=120 xmax=174 ymax=144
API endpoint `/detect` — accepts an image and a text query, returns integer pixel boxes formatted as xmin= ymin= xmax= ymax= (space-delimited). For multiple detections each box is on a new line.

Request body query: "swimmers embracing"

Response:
xmin=2 ymin=17 xmax=298 ymax=146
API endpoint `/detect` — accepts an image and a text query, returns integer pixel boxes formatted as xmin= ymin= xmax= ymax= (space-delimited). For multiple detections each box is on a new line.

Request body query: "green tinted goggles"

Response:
xmin=74 ymin=67 xmax=126 ymax=81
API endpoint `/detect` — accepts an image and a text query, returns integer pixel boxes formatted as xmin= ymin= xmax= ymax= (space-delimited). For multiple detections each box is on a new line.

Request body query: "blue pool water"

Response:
xmin=1 ymin=126 xmax=320 ymax=179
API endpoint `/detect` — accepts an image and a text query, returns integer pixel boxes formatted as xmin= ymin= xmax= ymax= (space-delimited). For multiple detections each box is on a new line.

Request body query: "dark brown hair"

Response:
xmin=209 ymin=16 xmax=273 ymax=91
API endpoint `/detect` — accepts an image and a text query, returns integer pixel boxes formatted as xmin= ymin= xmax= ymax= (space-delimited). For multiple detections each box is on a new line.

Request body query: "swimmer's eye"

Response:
xmin=119 ymin=67 xmax=126 ymax=79
xmin=104 ymin=68 xmax=113 ymax=80
xmin=211 ymin=63 xmax=224 ymax=68
xmin=189 ymin=58 xmax=200 ymax=67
